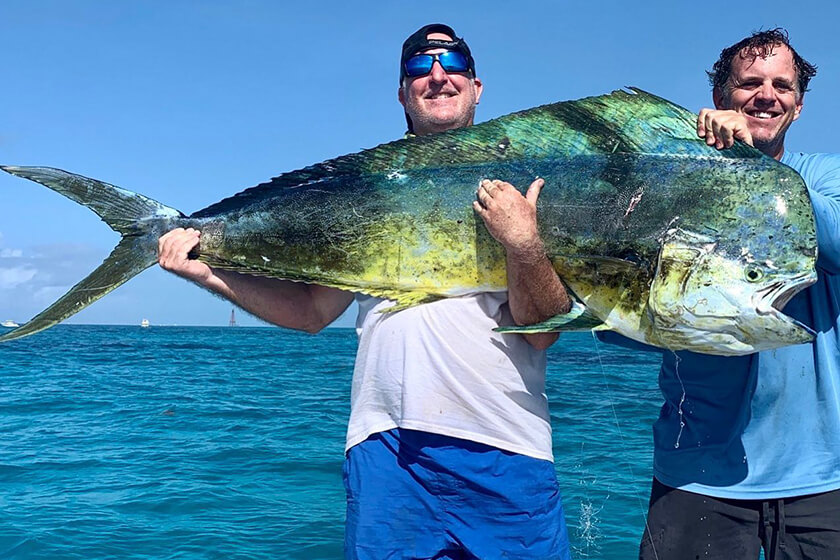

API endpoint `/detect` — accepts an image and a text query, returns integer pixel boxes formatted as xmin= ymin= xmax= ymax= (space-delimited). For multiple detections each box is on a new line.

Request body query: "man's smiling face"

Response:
xmin=398 ymin=32 xmax=483 ymax=136
xmin=714 ymin=43 xmax=803 ymax=157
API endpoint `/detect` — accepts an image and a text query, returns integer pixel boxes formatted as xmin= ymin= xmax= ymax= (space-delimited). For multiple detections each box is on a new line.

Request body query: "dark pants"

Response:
xmin=640 ymin=478 xmax=840 ymax=560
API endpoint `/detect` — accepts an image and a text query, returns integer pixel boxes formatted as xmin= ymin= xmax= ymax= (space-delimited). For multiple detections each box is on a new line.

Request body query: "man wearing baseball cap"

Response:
xmin=343 ymin=23 xmax=572 ymax=559
xmin=398 ymin=23 xmax=478 ymax=134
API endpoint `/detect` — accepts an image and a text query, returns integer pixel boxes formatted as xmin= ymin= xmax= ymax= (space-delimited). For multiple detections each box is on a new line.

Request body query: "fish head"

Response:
xmin=647 ymin=225 xmax=816 ymax=356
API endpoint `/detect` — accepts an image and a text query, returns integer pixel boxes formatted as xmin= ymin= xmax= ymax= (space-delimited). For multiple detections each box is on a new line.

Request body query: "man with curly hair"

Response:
xmin=639 ymin=29 xmax=840 ymax=560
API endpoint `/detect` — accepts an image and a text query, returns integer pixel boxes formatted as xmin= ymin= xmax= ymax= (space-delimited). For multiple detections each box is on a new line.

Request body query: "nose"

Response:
xmin=428 ymin=60 xmax=448 ymax=83
xmin=756 ymin=81 xmax=775 ymax=101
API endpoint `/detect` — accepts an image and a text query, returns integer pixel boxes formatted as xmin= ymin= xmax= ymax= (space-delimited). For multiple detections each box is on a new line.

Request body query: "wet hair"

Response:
xmin=707 ymin=28 xmax=817 ymax=96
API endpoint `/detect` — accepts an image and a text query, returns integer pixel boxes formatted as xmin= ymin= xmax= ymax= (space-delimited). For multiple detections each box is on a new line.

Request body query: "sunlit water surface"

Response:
xmin=0 ymin=325 xmax=663 ymax=559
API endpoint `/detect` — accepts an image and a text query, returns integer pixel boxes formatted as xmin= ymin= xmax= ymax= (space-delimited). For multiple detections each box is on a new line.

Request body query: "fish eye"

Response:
xmin=745 ymin=266 xmax=764 ymax=283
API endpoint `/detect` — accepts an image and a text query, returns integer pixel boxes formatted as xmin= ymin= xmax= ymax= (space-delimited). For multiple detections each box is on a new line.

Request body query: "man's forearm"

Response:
xmin=505 ymin=240 xmax=571 ymax=350
xmin=158 ymin=228 xmax=354 ymax=333
xmin=200 ymin=269 xmax=354 ymax=334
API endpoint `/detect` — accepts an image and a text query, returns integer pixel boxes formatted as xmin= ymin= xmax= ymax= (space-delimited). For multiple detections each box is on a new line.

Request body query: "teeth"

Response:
xmin=750 ymin=112 xmax=774 ymax=119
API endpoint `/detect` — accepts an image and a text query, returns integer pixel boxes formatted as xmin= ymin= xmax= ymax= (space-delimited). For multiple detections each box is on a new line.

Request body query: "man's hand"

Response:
xmin=697 ymin=108 xmax=753 ymax=150
xmin=473 ymin=178 xmax=545 ymax=260
xmin=158 ymin=228 xmax=212 ymax=284
xmin=473 ymin=177 xmax=569 ymax=350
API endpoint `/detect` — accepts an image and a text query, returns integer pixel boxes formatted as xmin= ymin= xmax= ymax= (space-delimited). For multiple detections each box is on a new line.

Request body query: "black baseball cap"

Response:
xmin=399 ymin=23 xmax=476 ymax=84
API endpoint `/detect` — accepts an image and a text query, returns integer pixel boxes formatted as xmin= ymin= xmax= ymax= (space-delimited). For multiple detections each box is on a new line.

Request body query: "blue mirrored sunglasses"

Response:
xmin=404 ymin=50 xmax=471 ymax=78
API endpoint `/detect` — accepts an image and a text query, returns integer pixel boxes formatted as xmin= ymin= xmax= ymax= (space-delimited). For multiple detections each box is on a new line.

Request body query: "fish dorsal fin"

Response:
xmin=488 ymin=87 xmax=763 ymax=159
xmin=192 ymin=88 xmax=762 ymax=218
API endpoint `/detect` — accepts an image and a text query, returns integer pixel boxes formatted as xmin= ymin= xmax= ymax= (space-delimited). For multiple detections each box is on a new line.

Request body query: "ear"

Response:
xmin=793 ymin=93 xmax=804 ymax=122
xmin=398 ymin=85 xmax=406 ymax=108
xmin=712 ymin=87 xmax=726 ymax=110
xmin=473 ymin=77 xmax=484 ymax=105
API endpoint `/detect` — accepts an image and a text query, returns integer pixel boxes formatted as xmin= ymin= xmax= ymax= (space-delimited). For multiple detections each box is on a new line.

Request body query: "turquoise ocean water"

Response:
xmin=0 ymin=325 xmax=663 ymax=559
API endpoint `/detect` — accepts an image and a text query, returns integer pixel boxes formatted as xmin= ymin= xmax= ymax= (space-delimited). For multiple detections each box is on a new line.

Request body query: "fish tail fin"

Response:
xmin=1 ymin=237 xmax=159 ymax=342
xmin=0 ymin=166 xmax=184 ymax=342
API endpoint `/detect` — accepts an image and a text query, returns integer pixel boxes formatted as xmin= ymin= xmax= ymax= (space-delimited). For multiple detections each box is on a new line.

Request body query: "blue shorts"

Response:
xmin=343 ymin=428 xmax=570 ymax=559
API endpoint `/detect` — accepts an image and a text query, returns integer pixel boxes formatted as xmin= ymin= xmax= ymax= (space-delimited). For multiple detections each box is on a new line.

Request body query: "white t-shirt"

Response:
xmin=346 ymin=293 xmax=554 ymax=461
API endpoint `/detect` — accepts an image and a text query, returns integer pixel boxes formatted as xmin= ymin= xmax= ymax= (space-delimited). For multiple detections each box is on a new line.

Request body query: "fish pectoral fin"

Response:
xmin=370 ymin=291 xmax=443 ymax=313
xmin=649 ymin=229 xmax=717 ymax=318
xmin=494 ymin=301 xmax=604 ymax=334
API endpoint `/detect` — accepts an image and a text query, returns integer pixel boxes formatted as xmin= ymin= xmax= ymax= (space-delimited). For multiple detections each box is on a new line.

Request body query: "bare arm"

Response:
xmin=473 ymin=178 xmax=572 ymax=350
xmin=158 ymin=228 xmax=354 ymax=333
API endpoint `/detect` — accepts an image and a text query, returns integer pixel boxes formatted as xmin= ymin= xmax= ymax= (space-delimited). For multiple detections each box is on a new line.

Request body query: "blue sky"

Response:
xmin=2 ymin=0 xmax=838 ymax=328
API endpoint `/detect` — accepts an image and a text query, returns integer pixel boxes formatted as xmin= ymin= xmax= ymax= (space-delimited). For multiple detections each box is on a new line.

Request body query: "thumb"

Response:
xmin=736 ymin=124 xmax=754 ymax=147
xmin=732 ymin=116 xmax=754 ymax=147
xmin=525 ymin=177 xmax=545 ymax=206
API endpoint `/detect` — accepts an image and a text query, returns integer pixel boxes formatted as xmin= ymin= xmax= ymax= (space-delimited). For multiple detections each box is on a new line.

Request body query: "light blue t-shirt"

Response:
xmin=605 ymin=152 xmax=840 ymax=500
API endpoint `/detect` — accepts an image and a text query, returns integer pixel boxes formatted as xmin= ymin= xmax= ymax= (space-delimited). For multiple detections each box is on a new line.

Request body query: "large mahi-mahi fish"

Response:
xmin=0 ymin=89 xmax=818 ymax=355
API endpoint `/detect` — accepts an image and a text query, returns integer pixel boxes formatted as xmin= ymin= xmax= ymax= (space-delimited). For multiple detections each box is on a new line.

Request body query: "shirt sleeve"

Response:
xmin=802 ymin=154 xmax=840 ymax=274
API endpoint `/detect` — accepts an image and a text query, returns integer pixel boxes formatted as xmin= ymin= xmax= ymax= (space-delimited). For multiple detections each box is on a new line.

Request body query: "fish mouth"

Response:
xmin=755 ymin=271 xmax=817 ymax=334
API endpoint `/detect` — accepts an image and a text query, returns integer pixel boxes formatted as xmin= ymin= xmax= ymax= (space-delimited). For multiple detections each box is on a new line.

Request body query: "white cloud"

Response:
xmin=0 ymin=242 xmax=108 ymax=321
xmin=0 ymin=266 xmax=37 ymax=289
xmin=0 ymin=232 xmax=23 ymax=258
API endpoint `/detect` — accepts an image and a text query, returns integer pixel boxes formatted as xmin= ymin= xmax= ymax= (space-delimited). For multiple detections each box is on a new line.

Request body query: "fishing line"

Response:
xmin=672 ymin=351 xmax=686 ymax=449
xmin=589 ymin=331 xmax=661 ymax=560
